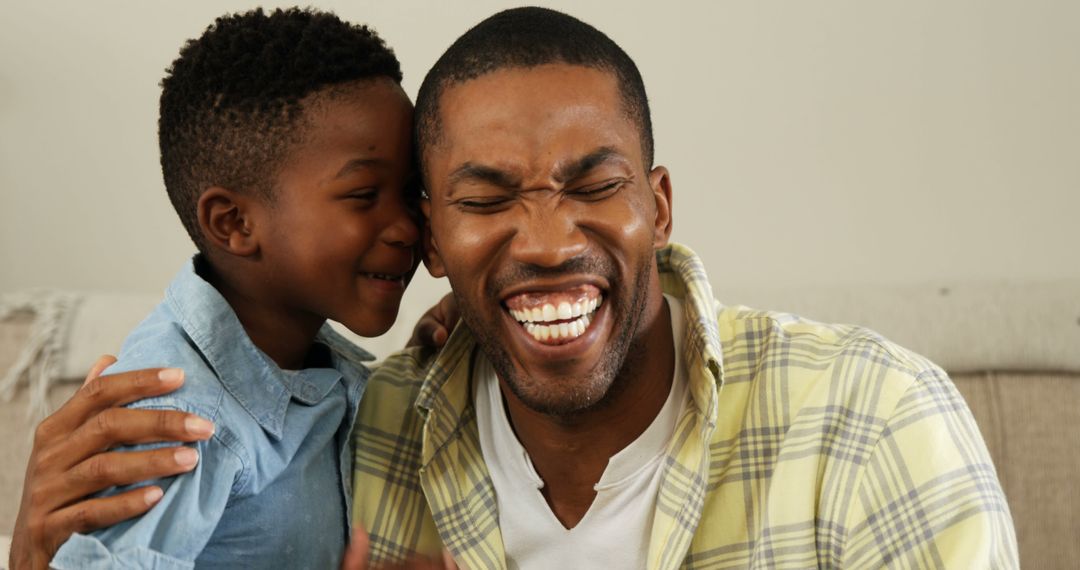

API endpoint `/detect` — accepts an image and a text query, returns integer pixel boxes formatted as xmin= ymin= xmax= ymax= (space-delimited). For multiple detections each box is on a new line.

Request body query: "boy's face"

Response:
xmin=257 ymin=78 xmax=419 ymax=337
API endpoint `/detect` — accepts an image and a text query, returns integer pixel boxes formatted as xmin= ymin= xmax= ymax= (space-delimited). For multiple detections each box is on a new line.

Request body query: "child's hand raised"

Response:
xmin=407 ymin=293 xmax=459 ymax=349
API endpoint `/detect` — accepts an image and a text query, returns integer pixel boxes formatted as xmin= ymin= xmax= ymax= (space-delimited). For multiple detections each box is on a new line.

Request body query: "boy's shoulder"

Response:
xmin=105 ymin=299 xmax=228 ymax=421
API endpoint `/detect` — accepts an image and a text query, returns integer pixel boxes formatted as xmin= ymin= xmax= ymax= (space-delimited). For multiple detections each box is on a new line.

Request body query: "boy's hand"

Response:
xmin=407 ymin=293 xmax=459 ymax=349
xmin=9 ymin=356 xmax=214 ymax=570
xmin=341 ymin=528 xmax=459 ymax=570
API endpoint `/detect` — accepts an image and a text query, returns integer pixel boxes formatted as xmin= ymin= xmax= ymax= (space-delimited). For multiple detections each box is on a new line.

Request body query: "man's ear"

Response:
xmin=419 ymin=199 xmax=447 ymax=277
xmin=647 ymin=165 xmax=674 ymax=249
xmin=196 ymin=186 xmax=260 ymax=257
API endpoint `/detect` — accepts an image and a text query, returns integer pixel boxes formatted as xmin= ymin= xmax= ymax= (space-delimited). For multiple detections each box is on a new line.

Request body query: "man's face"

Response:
xmin=422 ymin=64 xmax=672 ymax=417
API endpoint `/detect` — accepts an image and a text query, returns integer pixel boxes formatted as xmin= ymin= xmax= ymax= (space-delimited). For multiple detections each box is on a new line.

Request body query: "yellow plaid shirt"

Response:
xmin=353 ymin=243 xmax=1018 ymax=569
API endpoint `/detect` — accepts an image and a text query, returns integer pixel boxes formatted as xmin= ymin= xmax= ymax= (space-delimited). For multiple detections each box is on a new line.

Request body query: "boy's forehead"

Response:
xmin=278 ymin=80 xmax=413 ymax=180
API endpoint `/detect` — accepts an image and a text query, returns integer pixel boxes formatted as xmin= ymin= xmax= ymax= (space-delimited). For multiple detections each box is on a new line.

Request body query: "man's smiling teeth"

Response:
xmin=509 ymin=297 xmax=603 ymax=343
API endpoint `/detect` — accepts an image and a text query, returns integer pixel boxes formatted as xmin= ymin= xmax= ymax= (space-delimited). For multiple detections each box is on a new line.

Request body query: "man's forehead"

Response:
xmin=439 ymin=63 xmax=620 ymax=115
xmin=433 ymin=66 xmax=635 ymax=154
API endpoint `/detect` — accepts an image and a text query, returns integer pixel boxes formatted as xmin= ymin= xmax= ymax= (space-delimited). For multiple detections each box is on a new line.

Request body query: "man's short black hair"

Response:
xmin=414 ymin=7 xmax=653 ymax=177
xmin=159 ymin=7 xmax=402 ymax=250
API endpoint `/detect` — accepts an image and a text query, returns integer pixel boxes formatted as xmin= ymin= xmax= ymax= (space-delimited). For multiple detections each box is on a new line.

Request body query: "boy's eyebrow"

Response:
xmin=333 ymin=158 xmax=386 ymax=179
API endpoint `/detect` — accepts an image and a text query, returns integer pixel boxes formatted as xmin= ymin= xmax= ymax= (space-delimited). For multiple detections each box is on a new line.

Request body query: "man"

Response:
xmin=11 ymin=8 xmax=1017 ymax=569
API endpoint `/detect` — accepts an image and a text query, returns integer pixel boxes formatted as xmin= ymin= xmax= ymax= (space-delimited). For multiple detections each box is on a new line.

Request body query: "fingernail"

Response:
xmin=175 ymin=447 xmax=199 ymax=468
xmin=185 ymin=417 xmax=215 ymax=437
xmin=158 ymin=368 xmax=184 ymax=382
xmin=144 ymin=487 xmax=164 ymax=505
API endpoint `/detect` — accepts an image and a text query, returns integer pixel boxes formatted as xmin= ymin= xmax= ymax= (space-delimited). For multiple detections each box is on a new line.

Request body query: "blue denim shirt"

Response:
xmin=52 ymin=258 xmax=373 ymax=570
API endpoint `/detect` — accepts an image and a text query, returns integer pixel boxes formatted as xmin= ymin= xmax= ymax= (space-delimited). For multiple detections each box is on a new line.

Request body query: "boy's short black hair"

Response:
xmin=414 ymin=7 xmax=653 ymax=175
xmin=159 ymin=7 xmax=402 ymax=250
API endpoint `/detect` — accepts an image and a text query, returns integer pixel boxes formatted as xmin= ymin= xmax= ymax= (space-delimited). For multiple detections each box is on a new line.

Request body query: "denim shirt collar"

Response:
xmin=165 ymin=256 xmax=375 ymax=440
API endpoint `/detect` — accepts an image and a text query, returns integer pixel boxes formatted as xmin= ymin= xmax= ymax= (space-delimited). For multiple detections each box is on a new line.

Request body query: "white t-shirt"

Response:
xmin=474 ymin=295 xmax=690 ymax=570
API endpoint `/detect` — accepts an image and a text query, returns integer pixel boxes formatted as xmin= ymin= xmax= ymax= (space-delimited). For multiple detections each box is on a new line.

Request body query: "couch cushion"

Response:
xmin=953 ymin=371 xmax=1080 ymax=570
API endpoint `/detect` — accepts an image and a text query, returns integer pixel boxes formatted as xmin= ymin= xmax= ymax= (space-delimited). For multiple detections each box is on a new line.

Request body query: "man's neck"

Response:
xmin=198 ymin=256 xmax=324 ymax=370
xmin=499 ymin=294 xmax=676 ymax=529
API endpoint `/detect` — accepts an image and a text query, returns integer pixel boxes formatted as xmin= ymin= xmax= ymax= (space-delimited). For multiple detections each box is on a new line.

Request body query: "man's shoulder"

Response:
xmin=718 ymin=304 xmax=938 ymax=381
xmin=712 ymin=304 xmax=947 ymax=427
xmin=690 ymin=303 xmax=1014 ymax=568
xmin=366 ymin=346 xmax=439 ymax=396
xmin=356 ymin=346 xmax=438 ymax=435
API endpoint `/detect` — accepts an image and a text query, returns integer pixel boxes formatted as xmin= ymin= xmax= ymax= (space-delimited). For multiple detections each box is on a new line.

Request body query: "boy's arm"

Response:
xmin=48 ymin=400 xmax=242 ymax=570
xmin=10 ymin=357 xmax=213 ymax=570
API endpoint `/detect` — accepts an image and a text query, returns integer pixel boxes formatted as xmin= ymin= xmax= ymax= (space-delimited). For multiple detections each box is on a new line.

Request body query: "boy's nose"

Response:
xmin=381 ymin=196 xmax=421 ymax=249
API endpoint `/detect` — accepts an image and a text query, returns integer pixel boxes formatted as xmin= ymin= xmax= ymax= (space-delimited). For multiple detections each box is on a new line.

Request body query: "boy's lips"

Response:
xmin=358 ymin=272 xmax=407 ymax=292
xmin=361 ymin=271 xmax=408 ymax=282
xmin=358 ymin=264 xmax=412 ymax=291
xmin=358 ymin=255 xmax=415 ymax=288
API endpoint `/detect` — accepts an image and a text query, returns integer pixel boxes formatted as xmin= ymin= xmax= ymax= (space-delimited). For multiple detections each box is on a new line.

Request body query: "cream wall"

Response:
xmin=1 ymin=1 xmax=1077 ymax=357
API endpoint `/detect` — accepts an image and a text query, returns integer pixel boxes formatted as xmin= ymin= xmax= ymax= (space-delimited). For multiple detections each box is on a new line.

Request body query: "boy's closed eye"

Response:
xmin=345 ymin=188 xmax=379 ymax=202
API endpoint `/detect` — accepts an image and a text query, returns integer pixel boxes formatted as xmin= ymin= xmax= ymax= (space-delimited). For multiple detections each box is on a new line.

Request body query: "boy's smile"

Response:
xmin=254 ymin=78 xmax=418 ymax=342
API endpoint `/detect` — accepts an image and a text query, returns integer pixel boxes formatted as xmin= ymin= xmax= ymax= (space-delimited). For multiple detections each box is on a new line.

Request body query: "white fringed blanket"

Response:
xmin=0 ymin=290 xmax=83 ymax=419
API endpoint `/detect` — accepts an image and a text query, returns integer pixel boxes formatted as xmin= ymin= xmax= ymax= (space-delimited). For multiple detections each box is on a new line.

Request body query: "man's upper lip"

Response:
xmin=499 ymin=277 xmax=609 ymax=301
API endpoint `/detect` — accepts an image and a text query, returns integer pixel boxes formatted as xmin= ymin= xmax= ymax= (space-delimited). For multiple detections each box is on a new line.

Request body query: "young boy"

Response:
xmin=50 ymin=8 xmax=420 ymax=569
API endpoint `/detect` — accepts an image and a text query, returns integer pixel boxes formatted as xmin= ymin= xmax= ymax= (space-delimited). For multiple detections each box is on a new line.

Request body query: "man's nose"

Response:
xmin=509 ymin=208 xmax=587 ymax=268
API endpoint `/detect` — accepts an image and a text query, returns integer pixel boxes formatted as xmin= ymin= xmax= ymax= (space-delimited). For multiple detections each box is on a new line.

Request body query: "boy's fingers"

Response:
xmin=341 ymin=527 xmax=370 ymax=570
xmin=43 ymin=486 xmax=164 ymax=554
xmin=43 ymin=408 xmax=213 ymax=470
xmin=407 ymin=320 xmax=447 ymax=349
xmin=441 ymin=548 xmax=459 ymax=570
xmin=34 ymin=447 xmax=198 ymax=512
xmin=41 ymin=368 xmax=185 ymax=438
xmin=82 ymin=354 xmax=118 ymax=387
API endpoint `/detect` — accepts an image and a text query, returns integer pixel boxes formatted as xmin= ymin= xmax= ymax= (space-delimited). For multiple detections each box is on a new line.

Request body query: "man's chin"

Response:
xmin=475 ymin=295 xmax=630 ymax=416
xmin=498 ymin=365 xmax=616 ymax=419
xmin=493 ymin=340 xmax=629 ymax=419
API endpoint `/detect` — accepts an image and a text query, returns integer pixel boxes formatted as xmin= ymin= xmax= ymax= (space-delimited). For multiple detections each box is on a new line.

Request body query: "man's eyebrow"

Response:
xmin=553 ymin=147 xmax=628 ymax=183
xmin=446 ymin=147 xmax=629 ymax=191
xmin=447 ymin=163 xmax=522 ymax=189
xmin=333 ymin=158 xmax=385 ymax=180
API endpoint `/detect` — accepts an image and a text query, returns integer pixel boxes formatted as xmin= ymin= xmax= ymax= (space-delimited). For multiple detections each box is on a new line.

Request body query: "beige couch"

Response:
xmin=2 ymin=284 xmax=1078 ymax=568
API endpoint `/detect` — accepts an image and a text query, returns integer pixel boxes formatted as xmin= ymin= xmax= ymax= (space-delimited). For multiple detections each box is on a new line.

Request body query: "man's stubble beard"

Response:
xmin=457 ymin=253 xmax=654 ymax=420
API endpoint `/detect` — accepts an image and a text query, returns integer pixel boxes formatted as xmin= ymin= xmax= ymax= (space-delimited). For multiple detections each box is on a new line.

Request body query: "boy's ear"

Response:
xmin=196 ymin=186 xmax=260 ymax=257
xmin=647 ymin=165 xmax=674 ymax=249
xmin=419 ymin=199 xmax=446 ymax=277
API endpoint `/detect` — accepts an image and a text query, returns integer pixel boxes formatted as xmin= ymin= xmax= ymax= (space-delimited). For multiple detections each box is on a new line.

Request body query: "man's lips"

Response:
xmin=503 ymin=284 xmax=604 ymax=345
